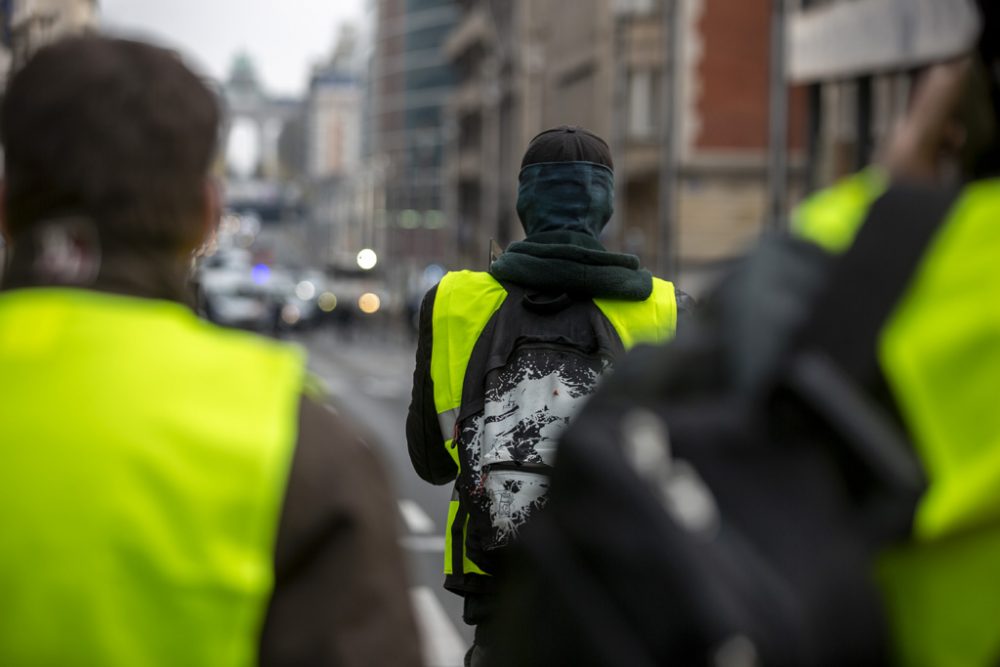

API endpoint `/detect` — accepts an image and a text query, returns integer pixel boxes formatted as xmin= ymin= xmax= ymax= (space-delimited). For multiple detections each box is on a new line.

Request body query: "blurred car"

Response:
xmin=271 ymin=269 xmax=326 ymax=332
xmin=201 ymin=274 xmax=274 ymax=332
xmin=206 ymin=284 xmax=273 ymax=331
xmin=198 ymin=250 xmax=276 ymax=332
xmin=318 ymin=266 xmax=396 ymax=332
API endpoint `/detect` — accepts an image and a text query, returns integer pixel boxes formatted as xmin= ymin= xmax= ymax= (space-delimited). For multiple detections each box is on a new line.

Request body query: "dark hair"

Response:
xmin=1 ymin=36 xmax=220 ymax=252
xmin=520 ymin=125 xmax=614 ymax=170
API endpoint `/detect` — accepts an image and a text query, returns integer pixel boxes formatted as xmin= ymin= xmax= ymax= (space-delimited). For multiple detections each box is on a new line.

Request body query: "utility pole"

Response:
xmin=612 ymin=6 xmax=630 ymax=253
xmin=657 ymin=0 xmax=680 ymax=278
xmin=766 ymin=0 xmax=789 ymax=231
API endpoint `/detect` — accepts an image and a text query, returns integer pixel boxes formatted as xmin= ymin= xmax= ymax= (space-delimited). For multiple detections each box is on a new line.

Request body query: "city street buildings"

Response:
xmin=304 ymin=24 xmax=367 ymax=268
xmin=221 ymin=54 xmax=308 ymax=266
xmin=1 ymin=0 xmax=97 ymax=75
xmin=371 ymin=0 xmax=459 ymax=289
xmin=443 ymin=0 xmax=807 ymax=283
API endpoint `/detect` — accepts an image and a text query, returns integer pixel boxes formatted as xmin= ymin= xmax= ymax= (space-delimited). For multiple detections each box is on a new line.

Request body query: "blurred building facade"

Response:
xmin=0 ymin=0 xmax=97 ymax=89
xmin=304 ymin=23 xmax=368 ymax=268
xmin=308 ymin=25 xmax=364 ymax=181
xmin=789 ymin=0 xmax=979 ymax=188
xmin=224 ymin=54 xmax=303 ymax=183
xmin=371 ymin=0 xmax=459 ymax=288
xmin=443 ymin=0 xmax=807 ymax=280
xmin=3 ymin=0 xmax=96 ymax=72
xmin=220 ymin=54 xmax=309 ymax=266
xmin=443 ymin=0 xmax=539 ymax=268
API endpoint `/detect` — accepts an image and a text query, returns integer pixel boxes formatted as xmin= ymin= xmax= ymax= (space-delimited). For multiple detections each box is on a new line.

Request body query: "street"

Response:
xmin=293 ymin=328 xmax=474 ymax=667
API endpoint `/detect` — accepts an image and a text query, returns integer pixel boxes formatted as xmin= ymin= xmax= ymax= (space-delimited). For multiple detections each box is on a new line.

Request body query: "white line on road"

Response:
xmin=411 ymin=586 xmax=468 ymax=667
xmin=306 ymin=363 xmax=346 ymax=395
xmin=400 ymin=535 xmax=447 ymax=552
xmin=362 ymin=377 xmax=407 ymax=399
xmin=399 ymin=499 xmax=436 ymax=534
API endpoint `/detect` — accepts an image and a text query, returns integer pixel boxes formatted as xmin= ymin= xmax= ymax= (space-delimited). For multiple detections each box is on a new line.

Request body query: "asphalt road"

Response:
xmin=294 ymin=327 xmax=474 ymax=667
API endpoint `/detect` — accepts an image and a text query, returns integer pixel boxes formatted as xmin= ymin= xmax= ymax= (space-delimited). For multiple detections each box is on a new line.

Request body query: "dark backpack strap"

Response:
xmin=787 ymin=184 xmax=961 ymax=500
xmin=798 ymin=183 xmax=961 ymax=383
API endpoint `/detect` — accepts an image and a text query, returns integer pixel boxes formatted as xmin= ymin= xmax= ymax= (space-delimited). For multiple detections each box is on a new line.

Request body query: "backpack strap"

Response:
xmin=797 ymin=183 xmax=961 ymax=383
xmin=787 ymin=183 xmax=962 ymax=500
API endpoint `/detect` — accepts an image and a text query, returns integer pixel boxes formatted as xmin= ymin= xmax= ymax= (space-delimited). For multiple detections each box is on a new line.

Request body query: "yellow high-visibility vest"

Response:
xmin=429 ymin=270 xmax=678 ymax=577
xmin=0 ymin=288 xmax=304 ymax=666
xmin=796 ymin=176 xmax=1000 ymax=666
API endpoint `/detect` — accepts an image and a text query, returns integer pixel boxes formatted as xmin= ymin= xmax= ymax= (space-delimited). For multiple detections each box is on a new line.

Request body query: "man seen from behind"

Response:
xmin=406 ymin=126 xmax=691 ymax=665
xmin=0 ymin=37 xmax=420 ymax=667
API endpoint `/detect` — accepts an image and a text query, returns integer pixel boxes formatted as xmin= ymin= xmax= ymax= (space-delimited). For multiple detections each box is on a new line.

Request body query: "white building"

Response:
xmin=307 ymin=24 xmax=363 ymax=180
xmin=305 ymin=24 xmax=369 ymax=266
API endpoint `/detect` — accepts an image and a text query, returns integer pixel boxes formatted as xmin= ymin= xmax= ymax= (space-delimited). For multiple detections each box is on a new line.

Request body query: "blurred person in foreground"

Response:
xmin=495 ymin=4 xmax=1000 ymax=665
xmin=788 ymin=30 xmax=1000 ymax=667
xmin=0 ymin=37 xmax=420 ymax=666
xmin=405 ymin=126 xmax=692 ymax=665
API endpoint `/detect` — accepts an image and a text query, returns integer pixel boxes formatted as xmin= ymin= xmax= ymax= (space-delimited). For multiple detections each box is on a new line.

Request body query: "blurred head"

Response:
xmin=516 ymin=126 xmax=615 ymax=238
xmin=0 ymin=36 xmax=220 ymax=255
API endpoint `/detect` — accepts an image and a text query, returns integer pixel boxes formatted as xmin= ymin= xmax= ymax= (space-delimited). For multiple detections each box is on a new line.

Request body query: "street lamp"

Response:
xmin=357 ymin=248 xmax=378 ymax=270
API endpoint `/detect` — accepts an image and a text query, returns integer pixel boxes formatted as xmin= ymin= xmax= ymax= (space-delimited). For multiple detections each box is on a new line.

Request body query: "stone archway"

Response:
xmin=222 ymin=53 xmax=300 ymax=181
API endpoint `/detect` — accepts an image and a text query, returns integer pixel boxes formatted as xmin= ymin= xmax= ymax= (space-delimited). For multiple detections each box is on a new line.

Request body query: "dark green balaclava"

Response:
xmin=490 ymin=126 xmax=654 ymax=300
xmin=515 ymin=126 xmax=615 ymax=237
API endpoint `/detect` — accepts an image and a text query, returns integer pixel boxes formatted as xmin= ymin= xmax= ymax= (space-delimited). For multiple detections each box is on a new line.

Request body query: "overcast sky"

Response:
xmin=100 ymin=0 xmax=365 ymax=97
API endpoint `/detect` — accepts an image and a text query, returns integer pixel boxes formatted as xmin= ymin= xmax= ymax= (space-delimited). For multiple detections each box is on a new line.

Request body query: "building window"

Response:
xmin=616 ymin=0 xmax=656 ymax=16
xmin=628 ymin=69 xmax=656 ymax=140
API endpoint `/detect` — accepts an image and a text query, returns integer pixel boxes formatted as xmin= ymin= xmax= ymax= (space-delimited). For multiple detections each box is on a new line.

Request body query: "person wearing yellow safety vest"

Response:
xmin=406 ymin=126 xmax=693 ymax=665
xmin=793 ymin=16 xmax=1000 ymax=662
xmin=0 ymin=37 xmax=420 ymax=667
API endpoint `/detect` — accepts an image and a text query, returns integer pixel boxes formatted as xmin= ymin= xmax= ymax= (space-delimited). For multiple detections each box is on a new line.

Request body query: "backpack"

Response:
xmin=493 ymin=185 xmax=959 ymax=666
xmin=453 ymin=282 xmax=627 ymax=577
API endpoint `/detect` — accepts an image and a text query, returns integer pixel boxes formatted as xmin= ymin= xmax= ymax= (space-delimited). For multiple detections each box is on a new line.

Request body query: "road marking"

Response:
xmin=399 ymin=499 xmax=436 ymax=534
xmin=361 ymin=377 xmax=407 ymax=399
xmin=306 ymin=361 xmax=346 ymax=395
xmin=411 ymin=586 xmax=468 ymax=667
xmin=400 ymin=535 xmax=447 ymax=552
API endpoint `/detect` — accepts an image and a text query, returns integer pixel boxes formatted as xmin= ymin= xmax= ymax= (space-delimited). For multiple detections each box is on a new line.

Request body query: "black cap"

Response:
xmin=520 ymin=125 xmax=613 ymax=170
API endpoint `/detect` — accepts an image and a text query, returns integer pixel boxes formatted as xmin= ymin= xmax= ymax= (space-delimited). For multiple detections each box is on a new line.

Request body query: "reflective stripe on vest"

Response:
xmin=430 ymin=271 xmax=678 ymax=577
xmin=0 ymin=288 xmax=304 ymax=666
xmin=437 ymin=407 xmax=460 ymax=445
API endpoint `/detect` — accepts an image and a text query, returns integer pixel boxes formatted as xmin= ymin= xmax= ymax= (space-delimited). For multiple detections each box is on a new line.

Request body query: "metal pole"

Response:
xmin=766 ymin=0 xmax=789 ymax=231
xmin=613 ymin=11 xmax=630 ymax=253
xmin=855 ymin=74 xmax=873 ymax=171
xmin=805 ymin=83 xmax=822 ymax=193
xmin=657 ymin=0 xmax=679 ymax=278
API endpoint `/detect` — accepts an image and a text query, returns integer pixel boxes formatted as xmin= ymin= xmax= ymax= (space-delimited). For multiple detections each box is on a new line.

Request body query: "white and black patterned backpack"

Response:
xmin=453 ymin=282 xmax=626 ymax=575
